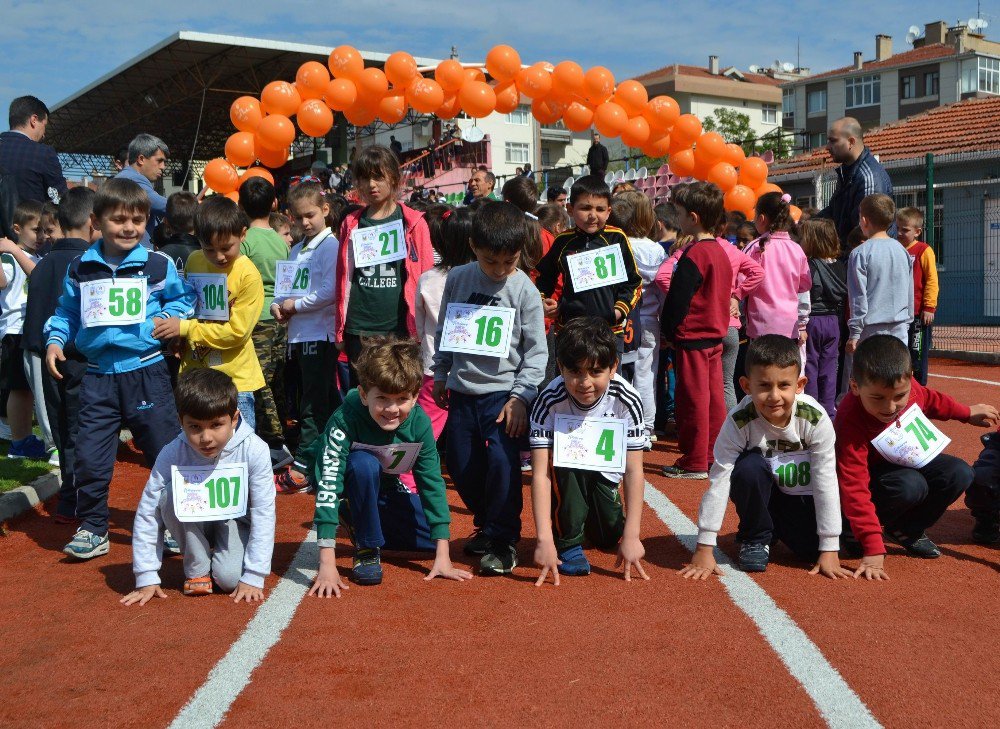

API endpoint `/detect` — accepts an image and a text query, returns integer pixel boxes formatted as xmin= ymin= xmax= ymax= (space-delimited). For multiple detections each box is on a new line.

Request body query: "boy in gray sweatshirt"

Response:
xmin=433 ymin=201 xmax=546 ymax=576
xmin=122 ymin=369 xmax=275 ymax=605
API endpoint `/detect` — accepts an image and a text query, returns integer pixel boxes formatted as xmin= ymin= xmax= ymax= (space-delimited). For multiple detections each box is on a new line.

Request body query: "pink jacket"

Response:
xmin=653 ymin=246 xmax=686 ymax=295
xmin=719 ymin=238 xmax=764 ymax=329
xmin=743 ymin=231 xmax=811 ymax=339
xmin=335 ymin=203 xmax=434 ymax=342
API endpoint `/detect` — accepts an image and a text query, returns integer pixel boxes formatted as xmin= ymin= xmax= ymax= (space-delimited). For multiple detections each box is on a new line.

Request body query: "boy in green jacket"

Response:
xmin=308 ymin=337 xmax=473 ymax=595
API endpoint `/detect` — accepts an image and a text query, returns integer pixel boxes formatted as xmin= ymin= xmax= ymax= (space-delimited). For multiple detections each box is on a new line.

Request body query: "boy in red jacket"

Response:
xmin=835 ymin=335 xmax=998 ymax=579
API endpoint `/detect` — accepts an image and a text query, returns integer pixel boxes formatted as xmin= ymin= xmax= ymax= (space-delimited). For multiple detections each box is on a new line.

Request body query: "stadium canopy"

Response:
xmin=46 ymin=31 xmax=440 ymax=177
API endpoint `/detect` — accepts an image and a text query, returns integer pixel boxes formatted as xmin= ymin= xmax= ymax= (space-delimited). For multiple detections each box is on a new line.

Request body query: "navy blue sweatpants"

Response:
xmin=75 ymin=360 xmax=181 ymax=537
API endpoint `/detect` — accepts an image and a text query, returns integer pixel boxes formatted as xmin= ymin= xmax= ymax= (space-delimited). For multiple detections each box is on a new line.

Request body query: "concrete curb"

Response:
xmin=0 ymin=471 xmax=61 ymax=524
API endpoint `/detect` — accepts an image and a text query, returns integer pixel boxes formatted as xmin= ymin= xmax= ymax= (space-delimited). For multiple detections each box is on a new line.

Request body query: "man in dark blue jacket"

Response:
xmin=0 ymin=96 xmax=68 ymax=204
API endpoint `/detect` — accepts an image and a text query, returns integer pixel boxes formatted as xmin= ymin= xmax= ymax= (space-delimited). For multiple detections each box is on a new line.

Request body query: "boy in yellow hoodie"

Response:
xmin=153 ymin=196 xmax=265 ymax=428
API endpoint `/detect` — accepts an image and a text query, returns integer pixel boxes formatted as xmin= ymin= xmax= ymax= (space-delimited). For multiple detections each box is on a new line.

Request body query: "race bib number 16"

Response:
xmin=438 ymin=303 xmax=515 ymax=358
xmin=80 ymin=278 xmax=146 ymax=328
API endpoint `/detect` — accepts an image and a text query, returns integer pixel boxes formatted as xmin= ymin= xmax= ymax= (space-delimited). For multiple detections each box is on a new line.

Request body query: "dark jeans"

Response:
xmin=42 ymin=356 xmax=87 ymax=519
xmin=445 ymin=390 xmax=522 ymax=544
xmin=968 ymin=432 xmax=1000 ymax=519
xmin=290 ymin=340 xmax=342 ymax=473
xmin=870 ymin=453 xmax=972 ymax=538
xmin=805 ymin=314 xmax=841 ymax=418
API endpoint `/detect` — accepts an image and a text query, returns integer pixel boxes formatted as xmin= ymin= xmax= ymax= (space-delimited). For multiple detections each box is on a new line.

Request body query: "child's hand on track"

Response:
xmin=309 ymin=563 xmax=349 ymax=598
xmin=425 ymin=554 xmax=474 ymax=582
xmin=120 ymin=585 xmax=167 ymax=606
xmin=497 ymin=397 xmax=526 ymax=437
xmin=678 ymin=544 xmax=723 ymax=580
xmin=616 ymin=536 xmax=650 ymax=582
xmin=808 ymin=551 xmax=854 ymax=579
xmin=969 ymin=404 xmax=1000 ymax=428
xmin=533 ymin=540 xmax=561 ymax=587
xmin=853 ymin=554 xmax=889 ymax=581
xmin=232 ymin=582 xmax=264 ymax=603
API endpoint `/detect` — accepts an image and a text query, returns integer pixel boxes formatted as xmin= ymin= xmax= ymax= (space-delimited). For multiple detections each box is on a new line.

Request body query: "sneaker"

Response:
xmin=480 ymin=542 xmax=518 ymax=576
xmin=462 ymin=529 xmax=492 ymax=556
xmin=163 ymin=530 xmax=181 ymax=555
xmin=270 ymin=445 xmax=294 ymax=471
xmin=972 ymin=514 xmax=1000 ymax=545
xmin=886 ymin=530 xmax=941 ymax=559
xmin=0 ymin=418 xmax=11 ymax=440
xmin=183 ymin=576 xmax=213 ymax=596
xmin=351 ymin=547 xmax=383 ymax=585
xmin=662 ymin=465 xmax=708 ymax=479
xmin=48 ymin=449 xmax=60 ymax=467
xmin=8 ymin=435 xmax=49 ymax=460
xmin=274 ymin=467 xmax=310 ymax=494
xmin=63 ymin=529 xmax=110 ymax=560
xmin=738 ymin=542 xmax=770 ymax=572
xmin=520 ymin=456 xmax=532 ymax=472
xmin=556 ymin=544 xmax=591 ymax=576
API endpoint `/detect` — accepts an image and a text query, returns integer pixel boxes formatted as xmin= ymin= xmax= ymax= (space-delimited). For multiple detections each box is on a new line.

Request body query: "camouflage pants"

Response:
xmin=252 ymin=320 xmax=287 ymax=448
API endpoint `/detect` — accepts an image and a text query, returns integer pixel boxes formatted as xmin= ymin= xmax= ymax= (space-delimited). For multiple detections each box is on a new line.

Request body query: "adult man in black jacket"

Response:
xmin=586 ymin=132 xmax=610 ymax=179
xmin=0 ymin=96 xmax=67 ymax=205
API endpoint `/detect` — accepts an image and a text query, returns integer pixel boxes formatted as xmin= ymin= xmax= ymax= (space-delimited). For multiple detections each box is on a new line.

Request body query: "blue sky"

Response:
xmin=0 ymin=0 xmax=993 ymax=131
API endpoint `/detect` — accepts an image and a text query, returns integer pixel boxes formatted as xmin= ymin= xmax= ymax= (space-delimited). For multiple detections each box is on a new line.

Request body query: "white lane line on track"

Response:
xmin=169 ymin=530 xmax=318 ymax=729
xmin=929 ymin=373 xmax=1000 ymax=387
xmin=644 ymin=482 xmax=881 ymax=729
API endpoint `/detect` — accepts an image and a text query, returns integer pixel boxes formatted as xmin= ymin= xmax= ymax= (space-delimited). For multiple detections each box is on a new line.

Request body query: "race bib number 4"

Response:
xmin=552 ymin=415 xmax=627 ymax=474
xmin=188 ymin=273 xmax=229 ymax=321
xmin=439 ymin=303 xmax=515 ymax=358
xmin=566 ymin=244 xmax=628 ymax=293
xmin=352 ymin=442 xmax=422 ymax=476
xmin=80 ymin=278 xmax=146 ymax=328
xmin=171 ymin=463 xmax=249 ymax=523
xmin=274 ymin=260 xmax=310 ymax=298
xmin=767 ymin=451 xmax=813 ymax=496
xmin=351 ymin=219 xmax=406 ymax=268
xmin=871 ymin=404 xmax=950 ymax=469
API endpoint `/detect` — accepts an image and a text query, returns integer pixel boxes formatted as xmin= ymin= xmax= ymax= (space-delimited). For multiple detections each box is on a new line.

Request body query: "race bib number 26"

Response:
xmin=274 ymin=260 xmax=310 ymax=298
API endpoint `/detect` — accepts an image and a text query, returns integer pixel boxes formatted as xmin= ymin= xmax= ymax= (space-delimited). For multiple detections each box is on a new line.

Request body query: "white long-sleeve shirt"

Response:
xmin=698 ymin=393 xmax=841 ymax=552
xmin=274 ymin=227 xmax=340 ymax=343
xmin=415 ymin=266 xmax=448 ymax=375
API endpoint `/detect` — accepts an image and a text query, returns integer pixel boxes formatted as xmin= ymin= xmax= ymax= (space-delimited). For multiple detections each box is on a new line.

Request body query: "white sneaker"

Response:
xmin=0 ymin=419 xmax=12 ymax=441
xmin=48 ymin=449 xmax=60 ymax=466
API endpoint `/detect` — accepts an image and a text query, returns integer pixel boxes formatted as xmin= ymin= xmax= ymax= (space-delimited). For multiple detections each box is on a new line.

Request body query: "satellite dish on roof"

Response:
xmin=969 ymin=18 xmax=989 ymax=32
xmin=782 ymin=62 xmax=795 ymax=72
xmin=906 ymin=25 xmax=924 ymax=45
xmin=748 ymin=65 xmax=762 ymax=73
xmin=461 ymin=126 xmax=485 ymax=143
xmin=563 ymin=176 xmax=575 ymax=191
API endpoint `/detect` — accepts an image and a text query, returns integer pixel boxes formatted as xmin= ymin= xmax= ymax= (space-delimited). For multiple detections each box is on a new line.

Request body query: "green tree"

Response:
xmin=702 ymin=108 xmax=793 ymax=160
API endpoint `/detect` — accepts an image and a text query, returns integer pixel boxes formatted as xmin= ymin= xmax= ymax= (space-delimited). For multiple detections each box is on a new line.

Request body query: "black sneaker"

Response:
xmin=738 ymin=542 xmax=770 ymax=572
xmin=480 ymin=542 xmax=518 ymax=576
xmin=886 ymin=530 xmax=941 ymax=559
xmin=462 ymin=529 xmax=491 ymax=556
xmin=351 ymin=547 xmax=383 ymax=585
xmin=972 ymin=514 xmax=1000 ymax=545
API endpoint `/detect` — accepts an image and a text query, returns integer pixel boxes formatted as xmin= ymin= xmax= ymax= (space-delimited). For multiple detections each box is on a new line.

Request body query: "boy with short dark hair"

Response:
xmin=433 ymin=201 xmax=547 ymax=576
xmin=158 ymin=191 xmax=200 ymax=274
xmin=309 ymin=337 xmax=472 ymax=594
xmin=836 ymin=335 xmax=998 ymax=579
xmin=895 ymin=206 xmax=938 ymax=386
xmin=122 ymin=369 xmax=275 ymax=605
xmin=46 ymin=178 xmax=198 ymax=559
xmin=660 ymin=182 xmax=733 ymax=479
xmin=529 ymin=317 xmax=648 ymax=584
xmin=680 ymin=335 xmax=850 ymax=578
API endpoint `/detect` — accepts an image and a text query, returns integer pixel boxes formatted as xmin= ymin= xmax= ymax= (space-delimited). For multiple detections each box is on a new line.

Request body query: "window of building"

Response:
xmin=506 ymin=105 xmax=531 ymax=125
xmin=540 ymin=146 xmax=551 ymax=167
xmin=782 ymin=88 xmax=794 ymax=120
xmin=806 ymin=88 xmax=827 ymax=114
xmin=809 ymin=132 xmax=827 ymax=149
xmin=902 ymin=75 xmax=916 ymax=99
xmin=762 ymin=103 xmax=778 ymax=124
xmin=845 ymin=74 xmax=881 ymax=108
xmin=925 ymin=71 xmax=940 ymax=96
xmin=505 ymin=141 xmax=530 ymax=164
xmin=962 ymin=56 xmax=1000 ymax=94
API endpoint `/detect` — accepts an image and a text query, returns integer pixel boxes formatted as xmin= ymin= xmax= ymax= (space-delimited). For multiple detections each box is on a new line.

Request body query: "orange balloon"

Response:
xmin=552 ymin=61 xmax=585 ymax=99
xmin=261 ymin=81 xmax=301 ymax=117
xmin=435 ymin=59 xmax=466 ymax=92
xmin=672 ymin=114 xmax=703 ymax=146
xmin=464 ymin=67 xmax=487 ymax=84
xmin=385 ymin=51 xmax=419 ymax=87
xmin=230 ymin=96 xmax=263 ymax=133
xmin=324 ymin=78 xmax=358 ymax=111
xmin=485 ymin=45 xmax=522 ymax=83
xmin=613 ymin=80 xmax=649 ymax=117
xmin=239 ymin=166 xmax=274 ymax=187
xmin=694 ymin=132 xmax=727 ymax=168
xmin=583 ymin=66 xmax=616 ymax=105
xmin=297 ymin=99 xmax=334 ymax=137
xmin=723 ymin=143 xmax=747 ymax=168
xmin=436 ymin=93 xmax=462 ymax=120
xmin=344 ymin=102 xmax=378 ymax=127
xmin=296 ymin=61 xmax=330 ymax=100
xmin=356 ymin=68 xmax=389 ymax=102
xmin=224 ymin=131 xmax=256 ymax=167
xmin=562 ymin=101 xmax=595 ymax=132
xmin=459 ymin=81 xmax=496 ymax=118
xmin=643 ymin=96 xmax=680 ymax=132
xmin=531 ymin=97 xmax=565 ymax=125
xmin=328 ymin=46 xmax=364 ymax=80
xmin=724 ymin=184 xmax=757 ymax=213
xmin=620 ymin=116 xmax=651 ymax=148
xmin=789 ymin=205 xmax=803 ymax=223
xmin=692 ymin=156 xmax=715 ymax=181
xmin=256 ymin=114 xmax=296 ymax=151
xmin=707 ymin=162 xmax=738 ymax=192
xmin=668 ymin=136 xmax=691 ymax=156
xmin=255 ymin=145 xmax=289 ymax=168
xmin=406 ymin=77 xmax=444 ymax=114
xmin=493 ymin=81 xmax=520 ymax=114
xmin=642 ymin=134 xmax=671 ymax=158
xmin=204 ymin=158 xmax=240 ymax=194
xmin=378 ymin=90 xmax=408 ymax=125
xmin=755 ymin=182 xmax=782 ymax=197
xmin=738 ymin=157 xmax=769 ymax=188
xmin=224 ymin=191 xmax=241 ymax=202
xmin=516 ymin=64 xmax=552 ymax=99
xmin=594 ymin=101 xmax=628 ymax=138
xmin=669 ymin=148 xmax=696 ymax=178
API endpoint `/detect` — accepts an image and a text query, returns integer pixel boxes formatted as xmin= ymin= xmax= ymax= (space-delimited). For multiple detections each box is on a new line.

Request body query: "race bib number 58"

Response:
xmin=80 ymin=278 xmax=146 ymax=328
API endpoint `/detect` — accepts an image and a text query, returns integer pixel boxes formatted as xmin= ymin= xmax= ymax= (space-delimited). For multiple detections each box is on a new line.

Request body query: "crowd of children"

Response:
xmin=6 ymin=141 xmax=997 ymax=604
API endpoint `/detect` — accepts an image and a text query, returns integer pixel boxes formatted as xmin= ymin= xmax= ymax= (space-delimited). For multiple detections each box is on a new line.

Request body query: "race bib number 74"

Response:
xmin=871 ymin=404 xmax=950 ymax=469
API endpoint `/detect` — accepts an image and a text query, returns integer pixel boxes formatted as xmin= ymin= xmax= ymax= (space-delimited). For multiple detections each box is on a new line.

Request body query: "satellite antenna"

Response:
xmin=562 ymin=176 xmax=575 ymax=191
xmin=461 ymin=126 xmax=485 ymax=143
xmin=906 ymin=25 xmax=923 ymax=45
xmin=782 ymin=62 xmax=795 ymax=72
xmin=748 ymin=64 xmax=762 ymax=73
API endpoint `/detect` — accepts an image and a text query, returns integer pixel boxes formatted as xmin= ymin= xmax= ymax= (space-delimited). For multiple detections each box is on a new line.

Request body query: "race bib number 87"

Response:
xmin=566 ymin=244 xmax=628 ymax=293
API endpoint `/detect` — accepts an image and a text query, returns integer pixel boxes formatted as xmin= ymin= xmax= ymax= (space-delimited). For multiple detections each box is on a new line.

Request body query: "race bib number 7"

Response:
xmin=351 ymin=219 xmax=406 ymax=268
xmin=871 ymin=404 xmax=950 ymax=469
xmin=274 ymin=260 xmax=310 ymax=298
xmin=171 ymin=463 xmax=249 ymax=523
xmin=566 ymin=244 xmax=628 ymax=293
xmin=80 ymin=278 xmax=146 ymax=328
xmin=352 ymin=442 xmax=422 ymax=476
xmin=552 ymin=415 xmax=627 ymax=474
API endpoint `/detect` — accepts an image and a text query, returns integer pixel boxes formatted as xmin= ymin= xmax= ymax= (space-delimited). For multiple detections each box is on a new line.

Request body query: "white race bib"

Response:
xmin=439 ymin=303 xmax=515 ymax=358
xmin=351 ymin=219 xmax=406 ymax=268
xmin=80 ymin=278 xmax=146 ymax=328
xmin=274 ymin=260 xmax=311 ymax=298
xmin=171 ymin=463 xmax=249 ymax=523
xmin=552 ymin=415 xmax=627 ymax=474
xmin=871 ymin=404 xmax=950 ymax=469
xmin=566 ymin=244 xmax=628 ymax=293
xmin=188 ymin=273 xmax=229 ymax=321
xmin=352 ymin=442 xmax=422 ymax=476
xmin=767 ymin=451 xmax=813 ymax=496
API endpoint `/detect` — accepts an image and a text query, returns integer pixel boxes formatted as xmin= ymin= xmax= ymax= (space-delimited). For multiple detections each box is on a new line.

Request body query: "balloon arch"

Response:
xmin=203 ymin=44 xmax=787 ymax=218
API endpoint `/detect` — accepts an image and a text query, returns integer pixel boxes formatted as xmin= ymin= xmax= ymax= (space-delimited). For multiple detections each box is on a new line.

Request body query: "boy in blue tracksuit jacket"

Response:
xmin=45 ymin=179 xmax=197 ymax=560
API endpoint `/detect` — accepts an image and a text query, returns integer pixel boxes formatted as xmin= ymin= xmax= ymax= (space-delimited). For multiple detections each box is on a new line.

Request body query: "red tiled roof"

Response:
xmin=797 ymin=44 xmax=958 ymax=83
xmin=635 ymin=63 xmax=783 ymax=87
xmin=771 ymin=95 xmax=1000 ymax=177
